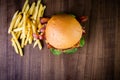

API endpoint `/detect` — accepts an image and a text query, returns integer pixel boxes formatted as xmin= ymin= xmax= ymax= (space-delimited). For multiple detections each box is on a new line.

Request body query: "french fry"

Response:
xmin=32 ymin=0 xmax=41 ymax=20
xmin=41 ymin=6 xmax=46 ymax=17
xmin=37 ymin=40 xmax=42 ymax=50
xmin=11 ymin=31 xmax=23 ymax=56
xmin=33 ymin=40 xmax=42 ymax=50
xmin=31 ymin=22 xmax=36 ymax=33
xmin=8 ymin=10 xmax=19 ymax=33
xmin=38 ymin=5 xmax=46 ymax=19
xmin=36 ymin=0 xmax=41 ymax=16
xmin=29 ymin=36 xmax=33 ymax=44
xmin=16 ymin=31 xmax=21 ymax=39
xmin=18 ymin=17 xmax=23 ymax=28
xmin=37 ymin=23 xmax=42 ymax=32
xmin=24 ymin=4 xmax=30 ymax=14
xmin=22 ymin=0 xmax=29 ymax=12
xmin=23 ymin=13 xmax=27 ymax=37
xmin=21 ymin=36 xmax=25 ymax=48
xmin=11 ymin=38 xmax=19 ymax=54
xmin=20 ymin=24 xmax=27 ymax=39
xmin=37 ymin=0 xmax=41 ymax=6
xmin=37 ymin=4 xmax=42 ymax=18
xmin=37 ymin=5 xmax=46 ymax=25
xmin=33 ymin=39 xmax=38 ymax=48
xmin=20 ymin=13 xmax=26 ymax=47
xmin=13 ymin=27 xmax=23 ymax=32
xmin=12 ymin=11 xmax=19 ymax=20
xmin=37 ymin=4 xmax=42 ymax=24
xmin=28 ymin=27 xmax=33 ymax=44
xmin=27 ymin=18 xmax=32 ymax=28
xmin=20 ymin=32 xmax=23 ymax=39
xmin=14 ymin=13 xmax=22 ymax=28
xmin=29 ymin=2 xmax=35 ymax=15
xmin=24 ymin=31 xmax=30 ymax=45
xmin=25 ymin=19 xmax=31 ymax=45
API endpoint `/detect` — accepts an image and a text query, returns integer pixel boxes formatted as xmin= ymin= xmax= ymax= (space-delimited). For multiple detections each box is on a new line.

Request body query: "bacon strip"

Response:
xmin=80 ymin=16 xmax=88 ymax=22
xmin=40 ymin=17 xmax=50 ymax=24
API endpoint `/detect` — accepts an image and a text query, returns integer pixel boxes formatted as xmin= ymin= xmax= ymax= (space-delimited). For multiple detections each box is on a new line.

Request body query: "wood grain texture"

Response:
xmin=0 ymin=0 xmax=120 ymax=80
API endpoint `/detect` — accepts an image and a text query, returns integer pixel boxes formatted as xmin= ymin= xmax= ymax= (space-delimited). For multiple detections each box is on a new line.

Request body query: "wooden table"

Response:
xmin=0 ymin=0 xmax=120 ymax=80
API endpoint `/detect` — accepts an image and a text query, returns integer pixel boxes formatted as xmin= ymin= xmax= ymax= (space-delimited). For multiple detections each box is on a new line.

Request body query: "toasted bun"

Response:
xmin=45 ymin=14 xmax=83 ymax=49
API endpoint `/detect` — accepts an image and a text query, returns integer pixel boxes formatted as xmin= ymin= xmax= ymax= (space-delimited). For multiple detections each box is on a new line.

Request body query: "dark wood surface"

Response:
xmin=0 ymin=0 xmax=120 ymax=80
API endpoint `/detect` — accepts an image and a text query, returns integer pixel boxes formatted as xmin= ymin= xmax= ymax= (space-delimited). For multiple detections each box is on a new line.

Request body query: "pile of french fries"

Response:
xmin=8 ymin=0 xmax=46 ymax=56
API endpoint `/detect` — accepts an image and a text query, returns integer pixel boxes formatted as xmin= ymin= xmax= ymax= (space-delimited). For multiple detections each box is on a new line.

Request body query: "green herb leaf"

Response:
xmin=80 ymin=37 xmax=85 ymax=47
xmin=64 ymin=48 xmax=78 ymax=54
xmin=50 ymin=48 xmax=62 ymax=55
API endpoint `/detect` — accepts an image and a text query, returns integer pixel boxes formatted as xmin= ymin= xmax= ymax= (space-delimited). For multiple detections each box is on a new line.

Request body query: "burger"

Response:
xmin=33 ymin=14 xmax=87 ymax=55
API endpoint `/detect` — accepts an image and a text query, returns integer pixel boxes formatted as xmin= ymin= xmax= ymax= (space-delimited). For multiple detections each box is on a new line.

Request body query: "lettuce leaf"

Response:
xmin=64 ymin=48 xmax=78 ymax=54
xmin=50 ymin=48 xmax=62 ymax=55
xmin=80 ymin=37 xmax=85 ymax=47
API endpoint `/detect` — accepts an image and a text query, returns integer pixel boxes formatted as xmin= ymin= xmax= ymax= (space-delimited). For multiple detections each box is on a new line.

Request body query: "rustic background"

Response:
xmin=0 ymin=0 xmax=120 ymax=80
